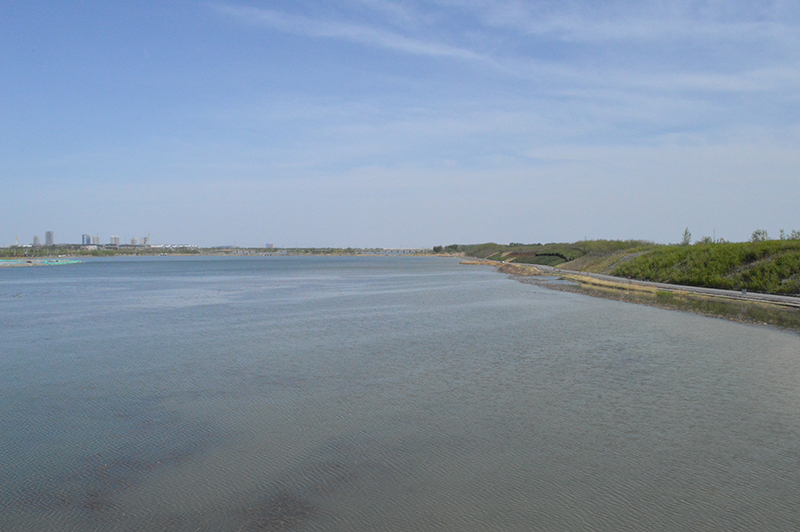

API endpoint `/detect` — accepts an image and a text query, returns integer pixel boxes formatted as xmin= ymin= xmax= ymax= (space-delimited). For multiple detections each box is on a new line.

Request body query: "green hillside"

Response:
xmin=462 ymin=240 xmax=653 ymax=267
xmin=461 ymin=238 xmax=800 ymax=296
xmin=612 ymin=240 xmax=800 ymax=295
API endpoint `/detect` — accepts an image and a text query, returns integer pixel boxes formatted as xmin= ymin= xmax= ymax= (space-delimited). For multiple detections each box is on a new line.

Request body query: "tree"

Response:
xmin=681 ymin=228 xmax=691 ymax=246
xmin=697 ymin=235 xmax=714 ymax=244
xmin=751 ymin=229 xmax=769 ymax=242
xmin=432 ymin=245 xmax=443 ymax=253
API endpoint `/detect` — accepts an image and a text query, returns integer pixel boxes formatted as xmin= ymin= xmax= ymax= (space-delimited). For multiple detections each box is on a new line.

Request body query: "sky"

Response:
xmin=2 ymin=1 xmax=799 ymax=248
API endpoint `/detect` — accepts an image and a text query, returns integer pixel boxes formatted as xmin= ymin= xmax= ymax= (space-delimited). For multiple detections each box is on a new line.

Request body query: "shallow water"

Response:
xmin=2 ymin=256 xmax=800 ymax=531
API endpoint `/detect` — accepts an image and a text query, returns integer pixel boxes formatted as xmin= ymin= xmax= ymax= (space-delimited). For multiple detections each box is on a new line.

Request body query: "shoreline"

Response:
xmin=463 ymin=260 xmax=800 ymax=333
xmin=0 ymin=258 xmax=82 ymax=268
xmin=0 ymin=251 xmax=442 ymax=263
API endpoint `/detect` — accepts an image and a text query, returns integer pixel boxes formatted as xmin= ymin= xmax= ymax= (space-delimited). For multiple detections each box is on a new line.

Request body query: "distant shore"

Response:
xmin=0 ymin=258 xmax=82 ymax=268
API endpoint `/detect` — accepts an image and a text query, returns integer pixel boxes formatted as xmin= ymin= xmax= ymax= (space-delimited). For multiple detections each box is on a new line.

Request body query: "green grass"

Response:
xmin=612 ymin=240 xmax=800 ymax=295
xmin=462 ymin=238 xmax=800 ymax=296
xmin=463 ymin=240 xmax=653 ymax=265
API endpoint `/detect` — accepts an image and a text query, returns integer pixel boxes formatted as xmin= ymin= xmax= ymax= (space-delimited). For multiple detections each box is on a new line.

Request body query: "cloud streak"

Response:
xmin=210 ymin=1 xmax=800 ymax=96
xmin=211 ymin=3 xmax=492 ymax=64
xmin=449 ymin=0 xmax=800 ymax=44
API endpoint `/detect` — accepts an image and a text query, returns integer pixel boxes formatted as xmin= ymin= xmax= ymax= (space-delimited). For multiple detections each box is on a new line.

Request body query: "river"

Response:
xmin=2 ymin=256 xmax=799 ymax=531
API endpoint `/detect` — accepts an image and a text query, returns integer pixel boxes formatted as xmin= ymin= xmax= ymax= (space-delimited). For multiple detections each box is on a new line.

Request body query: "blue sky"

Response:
xmin=2 ymin=1 xmax=798 ymax=247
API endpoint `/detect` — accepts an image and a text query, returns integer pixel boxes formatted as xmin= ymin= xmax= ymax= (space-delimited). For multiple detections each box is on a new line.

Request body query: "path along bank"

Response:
xmin=463 ymin=259 xmax=800 ymax=332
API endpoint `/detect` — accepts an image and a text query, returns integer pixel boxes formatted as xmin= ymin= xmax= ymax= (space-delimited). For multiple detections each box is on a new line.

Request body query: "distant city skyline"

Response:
xmin=17 ymin=230 xmax=155 ymax=248
xmin=2 ymin=2 xmax=798 ymax=247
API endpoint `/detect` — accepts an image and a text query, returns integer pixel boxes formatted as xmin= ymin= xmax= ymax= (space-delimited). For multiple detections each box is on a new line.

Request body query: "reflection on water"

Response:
xmin=2 ymin=256 xmax=800 ymax=531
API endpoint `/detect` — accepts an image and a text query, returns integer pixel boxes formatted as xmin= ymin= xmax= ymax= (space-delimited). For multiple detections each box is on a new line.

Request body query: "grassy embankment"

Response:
xmin=462 ymin=239 xmax=656 ymax=269
xmin=612 ymin=241 xmax=800 ymax=295
xmin=462 ymin=239 xmax=800 ymax=295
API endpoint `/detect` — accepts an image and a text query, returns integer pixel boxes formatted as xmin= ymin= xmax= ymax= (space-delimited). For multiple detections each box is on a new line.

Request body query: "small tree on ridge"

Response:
xmin=751 ymin=229 xmax=769 ymax=242
xmin=681 ymin=228 xmax=691 ymax=246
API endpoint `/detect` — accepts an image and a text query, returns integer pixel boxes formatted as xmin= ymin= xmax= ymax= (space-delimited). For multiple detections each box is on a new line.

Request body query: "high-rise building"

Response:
xmin=92 ymin=234 xmax=100 ymax=245
xmin=131 ymin=237 xmax=137 ymax=246
xmin=33 ymin=235 xmax=41 ymax=247
xmin=45 ymin=231 xmax=54 ymax=246
xmin=142 ymin=236 xmax=150 ymax=246
xmin=110 ymin=236 xmax=120 ymax=247
xmin=82 ymin=234 xmax=92 ymax=245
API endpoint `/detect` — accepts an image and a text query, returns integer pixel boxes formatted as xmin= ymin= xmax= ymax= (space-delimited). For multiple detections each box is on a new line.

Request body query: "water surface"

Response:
xmin=2 ymin=256 xmax=800 ymax=531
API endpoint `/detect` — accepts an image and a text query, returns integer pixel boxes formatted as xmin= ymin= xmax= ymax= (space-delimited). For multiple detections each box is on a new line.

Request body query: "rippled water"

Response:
xmin=2 ymin=256 xmax=800 ymax=531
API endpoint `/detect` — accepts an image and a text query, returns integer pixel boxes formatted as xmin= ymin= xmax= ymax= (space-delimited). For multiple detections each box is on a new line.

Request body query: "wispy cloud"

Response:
xmin=210 ymin=3 xmax=492 ymax=64
xmin=449 ymin=0 xmax=800 ymax=44
xmin=345 ymin=0 xmax=421 ymax=29
xmin=210 ymin=1 xmax=800 ymax=95
xmin=6 ymin=2 xmax=799 ymax=246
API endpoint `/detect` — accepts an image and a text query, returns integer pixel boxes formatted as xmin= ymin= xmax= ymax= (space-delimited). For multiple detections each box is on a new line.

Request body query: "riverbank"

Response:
xmin=465 ymin=260 xmax=800 ymax=332
xmin=462 ymin=239 xmax=800 ymax=296
xmin=0 ymin=259 xmax=82 ymax=268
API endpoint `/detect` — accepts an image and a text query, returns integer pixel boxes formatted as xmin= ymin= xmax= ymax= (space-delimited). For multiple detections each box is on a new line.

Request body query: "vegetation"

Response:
xmin=461 ymin=240 xmax=654 ymax=267
xmin=0 ymin=245 xmax=432 ymax=259
xmin=612 ymin=240 xmax=800 ymax=295
xmin=681 ymin=227 xmax=692 ymax=246
xmin=432 ymin=244 xmax=466 ymax=254
xmin=0 ymin=245 xmax=201 ymax=258
xmin=458 ymin=232 xmax=800 ymax=296
xmin=751 ymin=229 xmax=769 ymax=243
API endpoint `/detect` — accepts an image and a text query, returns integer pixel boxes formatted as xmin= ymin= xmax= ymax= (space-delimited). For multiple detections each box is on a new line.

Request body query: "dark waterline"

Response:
xmin=2 ymin=256 xmax=800 ymax=531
